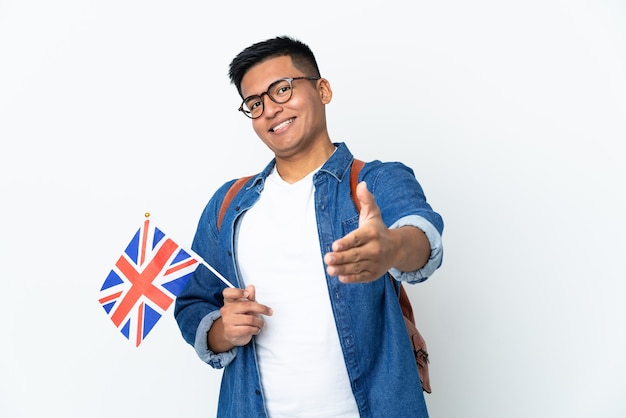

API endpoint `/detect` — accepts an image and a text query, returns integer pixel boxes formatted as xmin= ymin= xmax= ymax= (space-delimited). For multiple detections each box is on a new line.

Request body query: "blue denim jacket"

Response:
xmin=175 ymin=142 xmax=444 ymax=418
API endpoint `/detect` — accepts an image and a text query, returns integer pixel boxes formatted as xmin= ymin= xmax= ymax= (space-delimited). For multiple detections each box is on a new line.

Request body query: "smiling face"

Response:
xmin=239 ymin=55 xmax=333 ymax=165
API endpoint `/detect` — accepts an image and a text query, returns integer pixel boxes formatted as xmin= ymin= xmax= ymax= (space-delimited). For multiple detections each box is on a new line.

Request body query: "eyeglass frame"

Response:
xmin=238 ymin=76 xmax=321 ymax=119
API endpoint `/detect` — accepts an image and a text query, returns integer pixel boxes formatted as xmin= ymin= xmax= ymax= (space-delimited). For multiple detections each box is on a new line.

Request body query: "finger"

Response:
xmin=355 ymin=182 xmax=380 ymax=224
xmin=220 ymin=302 xmax=273 ymax=331
xmin=331 ymin=222 xmax=376 ymax=253
xmin=223 ymin=287 xmax=248 ymax=302
xmin=223 ymin=284 xmax=257 ymax=302
xmin=220 ymin=313 xmax=266 ymax=345
xmin=230 ymin=312 xmax=266 ymax=330
xmin=325 ymin=243 xmax=361 ymax=266
xmin=338 ymin=270 xmax=377 ymax=284
xmin=244 ymin=284 xmax=256 ymax=301
xmin=223 ymin=287 xmax=273 ymax=318
xmin=328 ymin=183 xmax=379 ymax=253
xmin=239 ymin=285 xmax=272 ymax=315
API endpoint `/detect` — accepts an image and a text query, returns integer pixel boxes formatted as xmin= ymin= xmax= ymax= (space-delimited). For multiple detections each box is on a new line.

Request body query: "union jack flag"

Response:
xmin=99 ymin=218 xmax=199 ymax=347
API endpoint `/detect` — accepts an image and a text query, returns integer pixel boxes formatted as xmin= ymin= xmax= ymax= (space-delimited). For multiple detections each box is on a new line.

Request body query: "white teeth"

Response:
xmin=272 ymin=118 xmax=294 ymax=132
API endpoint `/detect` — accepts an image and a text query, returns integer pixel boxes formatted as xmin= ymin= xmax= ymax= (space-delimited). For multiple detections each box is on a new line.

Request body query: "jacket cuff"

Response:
xmin=194 ymin=310 xmax=237 ymax=368
xmin=388 ymin=215 xmax=443 ymax=283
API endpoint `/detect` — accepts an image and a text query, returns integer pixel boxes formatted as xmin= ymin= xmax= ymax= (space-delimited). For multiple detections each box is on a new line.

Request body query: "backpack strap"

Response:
xmin=350 ymin=158 xmax=365 ymax=212
xmin=217 ymin=175 xmax=253 ymax=232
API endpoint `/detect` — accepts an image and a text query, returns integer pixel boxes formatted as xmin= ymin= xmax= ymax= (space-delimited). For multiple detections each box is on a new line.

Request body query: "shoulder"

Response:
xmin=359 ymin=160 xmax=418 ymax=187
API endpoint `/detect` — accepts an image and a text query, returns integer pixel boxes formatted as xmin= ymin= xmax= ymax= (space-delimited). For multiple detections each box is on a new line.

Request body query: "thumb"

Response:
xmin=244 ymin=284 xmax=256 ymax=301
xmin=356 ymin=181 xmax=380 ymax=224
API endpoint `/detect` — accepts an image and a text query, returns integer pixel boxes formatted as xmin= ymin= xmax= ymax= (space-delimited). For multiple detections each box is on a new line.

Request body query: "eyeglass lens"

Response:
xmin=242 ymin=79 xmax=294 ymax=119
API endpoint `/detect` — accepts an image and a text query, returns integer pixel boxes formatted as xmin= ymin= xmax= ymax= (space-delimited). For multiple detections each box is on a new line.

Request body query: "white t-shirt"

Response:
xmin=237 ymin=167 xmax=360 ymax=418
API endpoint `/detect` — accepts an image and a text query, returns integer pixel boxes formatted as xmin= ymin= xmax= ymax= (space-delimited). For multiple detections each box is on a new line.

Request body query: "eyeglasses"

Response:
xmin=238 ymin=76 xmax=320 ymax=119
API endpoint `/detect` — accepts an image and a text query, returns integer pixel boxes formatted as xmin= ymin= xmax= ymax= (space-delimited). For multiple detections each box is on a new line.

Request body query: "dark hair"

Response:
xmin=229 ymin=36 xmax=321 ymax=97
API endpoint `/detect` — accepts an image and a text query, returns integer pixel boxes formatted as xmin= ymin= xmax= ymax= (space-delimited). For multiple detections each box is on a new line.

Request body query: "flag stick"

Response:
xmin=194 ymin=253 xmax=236 ymax=289
xmin=144 ymin=212 xmax=236 ymax=289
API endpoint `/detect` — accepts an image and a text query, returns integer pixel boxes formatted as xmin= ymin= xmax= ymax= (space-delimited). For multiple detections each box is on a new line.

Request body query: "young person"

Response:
xmin=174 ymin=36 xmax=444 ymax=418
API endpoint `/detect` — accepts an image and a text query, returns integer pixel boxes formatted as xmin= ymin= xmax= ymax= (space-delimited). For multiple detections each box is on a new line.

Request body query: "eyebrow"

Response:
xmin=242 ymin=77 xmax=295 ymax=100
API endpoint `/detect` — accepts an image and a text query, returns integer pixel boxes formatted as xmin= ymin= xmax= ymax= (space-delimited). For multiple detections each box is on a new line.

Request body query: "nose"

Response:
xmin=261 ymin=93 xmax=283 ymax=118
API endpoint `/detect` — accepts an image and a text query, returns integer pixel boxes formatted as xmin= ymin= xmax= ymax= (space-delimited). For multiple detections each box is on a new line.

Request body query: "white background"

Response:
xmin=1 ymin=1 xmax=625 ymax=417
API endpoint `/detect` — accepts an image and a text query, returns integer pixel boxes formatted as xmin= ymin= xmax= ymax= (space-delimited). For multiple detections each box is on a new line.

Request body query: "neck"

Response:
xmin=274 ymin=140 xmax=336 ymax=184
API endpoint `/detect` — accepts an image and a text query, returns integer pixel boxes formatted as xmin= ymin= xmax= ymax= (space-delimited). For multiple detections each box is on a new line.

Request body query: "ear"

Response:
xmin=318 ymin=78 xmax=333 ymax=104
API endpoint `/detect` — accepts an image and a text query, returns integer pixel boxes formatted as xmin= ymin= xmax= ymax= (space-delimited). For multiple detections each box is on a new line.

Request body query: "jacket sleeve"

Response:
xmin=174 ymin=182 xmax=239 ymax=368
xmin=362 ymin=161 xmax=444 ymax=283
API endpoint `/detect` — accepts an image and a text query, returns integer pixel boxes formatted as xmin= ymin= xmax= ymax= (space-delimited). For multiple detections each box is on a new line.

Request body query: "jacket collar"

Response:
xmin=249 ymin=142 xmax=354 ymax=190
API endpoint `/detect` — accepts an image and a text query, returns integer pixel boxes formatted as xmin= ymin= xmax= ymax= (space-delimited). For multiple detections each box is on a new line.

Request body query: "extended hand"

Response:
xmin=323 ymin=182 xmax=398 ymax=283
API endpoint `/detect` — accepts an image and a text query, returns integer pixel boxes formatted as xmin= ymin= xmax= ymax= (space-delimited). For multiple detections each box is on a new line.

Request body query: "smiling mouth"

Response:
xmin=270 ymin=118 xmax=295 ymax=133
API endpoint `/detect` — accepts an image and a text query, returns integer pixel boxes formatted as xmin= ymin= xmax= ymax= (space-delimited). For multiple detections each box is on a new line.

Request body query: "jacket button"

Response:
xmin=255 ymin=389 xmax=261 ymax=396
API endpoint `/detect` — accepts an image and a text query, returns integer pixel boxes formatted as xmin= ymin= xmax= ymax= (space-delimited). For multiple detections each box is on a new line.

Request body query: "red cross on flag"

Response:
xmin=98 ymin=217 xmax=199 ymax=347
